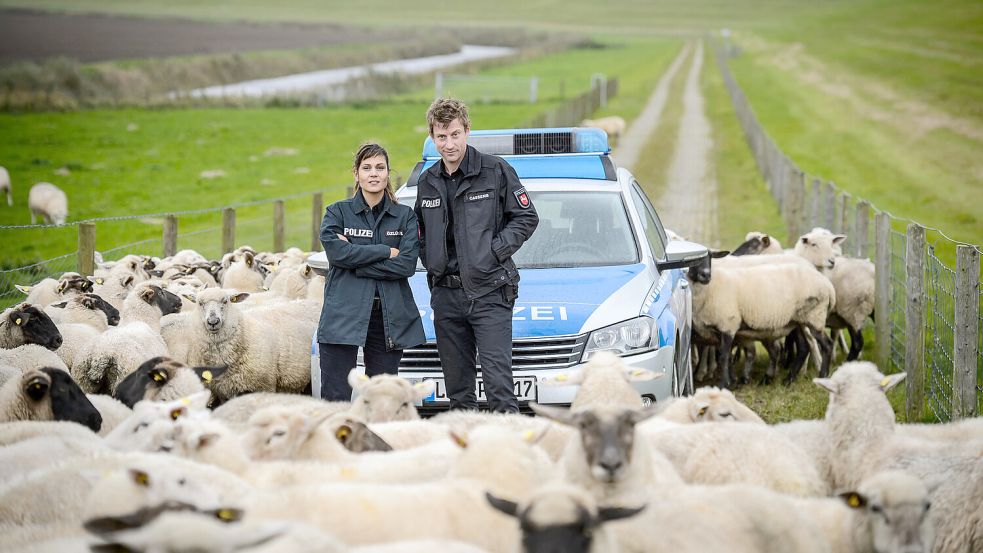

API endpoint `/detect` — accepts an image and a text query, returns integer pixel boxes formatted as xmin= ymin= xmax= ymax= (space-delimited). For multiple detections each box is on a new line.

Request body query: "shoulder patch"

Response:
xmin=513 ymin=187 xmax=531 ymax=209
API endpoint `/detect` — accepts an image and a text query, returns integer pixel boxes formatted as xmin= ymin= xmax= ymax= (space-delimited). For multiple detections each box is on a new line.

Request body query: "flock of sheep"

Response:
xmin=0 ymin=166 xmax=70 ymax=225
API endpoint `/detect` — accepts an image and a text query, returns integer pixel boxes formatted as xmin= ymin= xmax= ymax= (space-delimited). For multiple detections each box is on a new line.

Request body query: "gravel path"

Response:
xmin=612 ymin=42 xmax=692 ymax=172
xmin=655 ymin=40 xmax=719 ymax=246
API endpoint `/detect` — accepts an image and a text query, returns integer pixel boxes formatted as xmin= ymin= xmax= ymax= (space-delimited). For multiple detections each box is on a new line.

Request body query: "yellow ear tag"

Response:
xmin=522 ymin=430 xmax=537 ymax=443
xmin=14 ymin=317 xmax=22 ymax=326
xmin=340 ymin=466 xmax=358 ymax=480
xmin=201 ymin=370 xmax=213 ymax=382
xmin=452 ymin=434 xmax=468 ymax=448
xmin=152 ymin=372 xmax=164 ymax=382
xmin=216 ymin=508 xmax=238 ymax=521
xmin=134 ymin=472 xmax=149 ymax=486
xmin=96 ymin=279 xmax=104 ymax=285
xmin=336 ymin=426 xmax=351 ymax=440
xmin=555 ymin=374 xmax=568 ymax=382
xmin=879 ymin=377 xmax=891 ymax=388
xmin=698 ymin=406 xmax=708 ymax=416
xmin=180 ymin=397 xmax=192 ymax=406
xmin=631 ymin=369 xmax=645 ymax=377
xmin=170 ymin=408 xmax=183 ymax=420
xmin=847 ymin=494 xmax=861 ymax=508
xmin=358 ymin=374 xmax=370 ymax=381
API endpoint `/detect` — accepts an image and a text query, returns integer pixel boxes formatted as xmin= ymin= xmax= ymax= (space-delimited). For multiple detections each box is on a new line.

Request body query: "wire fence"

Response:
xmin=715 ymin=41 xmax=982 ymax=422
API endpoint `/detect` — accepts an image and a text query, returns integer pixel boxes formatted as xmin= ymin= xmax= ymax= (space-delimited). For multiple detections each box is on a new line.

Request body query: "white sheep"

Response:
xmin=580 ymin=116 xmax=626 ymax=145
xmin=539 ymin=351 xmax=661 ymax=411
xmin=27 ymin=182 xmax=68 ymax=225
xmin=898 ymin=418 xmax=983 ymax=443
xmin=2 ymin=302 xmax=63 ymax=352
xmin=0 ymin=419 xmax=101 ymax=447
xmin=112 ymin=356 xmax=218 ymax=408
xmin=656 ymin=386 xmax=765 ymax=424
xmin=184 ymin=289 xmax=311 ymax=403
xmin=0 ymin=165 xmax=11 ymax=206
xmin=0 ymin=367 xmax=102 ymax=432
xmin=14 ymin=278 xmax=60 ymax=306
xmin=85 ymin=394 xmax=132 ymax=436
xmin=221 ymin=251 xmax=265 ymax=292
xmin=74 ymin=282 xmax=182 ymax=394
xmin=0 ymin=344 xmax=69 ymax=372
xmin=89 ymin=272 xmax=138 ymax=312
xmin=347 ymin=370 xmax=436 ymax=422
xmin=815 ymin=361 xmax=983 ymax=552
xmin=730 ymin=230 xmax=784 ymax=256
xmin=211 ymin=391 xmax=348 ymax=431
xmin=45 ymin=293 xmax=119 ymax=330
xmin=53 ymin=322 xmax=100 ymax=370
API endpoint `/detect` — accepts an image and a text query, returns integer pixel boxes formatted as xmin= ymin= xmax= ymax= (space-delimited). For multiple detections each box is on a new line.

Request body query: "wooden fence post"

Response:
xmin=345 ymin=186 xmax=354 ymax=198
xmin=840 ymin=193 xmax=852 ymax=251
xmin=77 ymin=222 xmax=96 ymax=277
xmin=311 ymin=193 xmax=323 ymax=252
xmin=952 ymin=245 xmax=980 ymax=419
xmin=222 ymin=208 xmax=235 ymax=254
xmin=855 ymin=200 xmax=871 ymax=259
xmin=904 ymin=224 xmax=926 ymax=422
xmin=273 ymin=200 xmax=285 ymax=253
xmin=823 ymin=181 xmax=836 ymax=230
xmin=787 ymin=168 xmax=805 ymax=243
xmin=163 ymin=215 xmax=178 ymax=258
xmin=810 ymin=178 xmax=821 ymax=229
xmin=874 ymin=212 xmax=892 ymax=369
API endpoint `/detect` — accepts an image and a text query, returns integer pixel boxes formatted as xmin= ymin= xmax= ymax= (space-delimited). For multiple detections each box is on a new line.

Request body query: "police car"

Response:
xmin=308 ymin=127 xmax=710 ymax=409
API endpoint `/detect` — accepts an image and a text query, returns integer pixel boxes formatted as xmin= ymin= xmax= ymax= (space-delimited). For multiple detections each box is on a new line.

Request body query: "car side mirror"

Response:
xmin=656 ymin=239 xmax=709 ymax=271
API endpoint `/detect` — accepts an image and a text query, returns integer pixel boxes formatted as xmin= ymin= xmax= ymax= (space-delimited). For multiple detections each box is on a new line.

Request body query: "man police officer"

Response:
xmin=414 ymin=98 xmax=539 ymax=413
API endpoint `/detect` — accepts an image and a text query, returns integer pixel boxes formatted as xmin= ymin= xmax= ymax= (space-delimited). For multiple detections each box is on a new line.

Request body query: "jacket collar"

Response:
xmin=352 ymin=189 xmax=395 ymax=217
xmin=426 ymin=144 xmax=482 ymax=181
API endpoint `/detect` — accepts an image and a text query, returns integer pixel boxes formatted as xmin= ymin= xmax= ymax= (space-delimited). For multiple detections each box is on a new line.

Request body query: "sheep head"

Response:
xmin=839 ymin=470 xmax=934 ymax=553
xmin=348 ymin=370 xmax=435 ymax=423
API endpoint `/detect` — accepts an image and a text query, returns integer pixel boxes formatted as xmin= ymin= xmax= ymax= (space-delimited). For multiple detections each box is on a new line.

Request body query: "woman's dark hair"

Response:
xmin=352 ymin=143 xmax=396 ymax=202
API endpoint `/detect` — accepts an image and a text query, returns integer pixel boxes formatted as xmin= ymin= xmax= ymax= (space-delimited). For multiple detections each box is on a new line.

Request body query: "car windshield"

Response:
xmin=513 ymin=191 xmax=638 ymax=269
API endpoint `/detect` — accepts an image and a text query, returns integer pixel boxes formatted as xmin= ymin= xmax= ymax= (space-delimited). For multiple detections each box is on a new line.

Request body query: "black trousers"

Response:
xmin=432 ymin=284 xmax=517 ymax=413
xmin=319 ymin=305 xmax=403 ymax=401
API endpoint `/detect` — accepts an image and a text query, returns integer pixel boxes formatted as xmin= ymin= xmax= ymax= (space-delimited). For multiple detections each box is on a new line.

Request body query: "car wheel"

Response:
xmin=673 ymin=329 xmax=694 ymax=397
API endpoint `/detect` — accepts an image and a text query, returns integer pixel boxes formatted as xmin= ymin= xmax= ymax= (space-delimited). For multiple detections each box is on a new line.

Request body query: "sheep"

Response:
xmin=74 ymin=282 xmax=182 ymax=394
xmin=184 ymin=289 xmax=311 ymax=403
xmin=772 ymin=418 xmax=834 ymax=487
xmin=790 ymin=470 xmax=935 ymax=553
xmin=211 ymin=391 xmax=348 ymax=431
xmin=0 ymin=363 xmax=18 ymax=388
xmin=531 ymin=403 xmax=683 ymax=506
xmin=486 ymin=482 xmax=646 ymax=553
xmin=240 ymin=425 xmax=552 ymax=552
xmin=0 ymin=431 xmax=107 ymax=484
xmin=0 ymin=367 xmax=102 ymax=432
xmin=731 ymin=231 xmax=785 ymax=255
xmin=639 ymin=418 xmax=828 ymax=496
xmin=580 ymin=116 xmax=626 ymax=145
xmin=655 ymin=386 xmax=765 ymax=424
xmin=221 ymin=251 xmax=265 ymax=292
xmin=113 ymin=356 xmax=221 ymax=408
xmin=347 ymin=370 xmax=436 ymax=422
xmin=687 ymin=250 xmax=836 ymax=387
xmin=90 ymin=272 xmax=138 ymax=312
xmin=538 ymin=351 xmax=661 ymax=411
xmin=86 ymin=394 xmax=132 ymax=436
xmin=1 ymin=302 xmax=63 ymax=351
xmin=28 ymin=182 xmax=68 ymax=225
xmin=427 ymin=410 xmax=575 ymax=461
xmin=815 ymin=361 xmax=983 ymax=553
xmin=0 ymin=165 xmax=11 ymax=206
xmin=0 ymin=419 xmax=101 ymax=449
xmin=53 ymin=322 xmax=101 ymax=370
xmin=0 ymin=344 xmax=69 ymax=374
xmin=898 ymin=418 xmax=983 ymax=443
xmin=46 ymin=292 xmax=120 ymax=329
xmin=104 ymin=392 xmax=212 ymax=453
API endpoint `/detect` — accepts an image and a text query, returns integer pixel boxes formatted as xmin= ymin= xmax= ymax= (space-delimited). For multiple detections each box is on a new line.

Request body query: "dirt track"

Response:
xmin=0 ymin=9 xmax=408 ymax=65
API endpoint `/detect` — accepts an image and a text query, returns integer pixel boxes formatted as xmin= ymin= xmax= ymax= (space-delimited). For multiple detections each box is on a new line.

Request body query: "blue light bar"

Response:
xmin=421 ymin=127 xmax=610 ymax=160
xmin=418 ymin=154 xmax=614 ymax=180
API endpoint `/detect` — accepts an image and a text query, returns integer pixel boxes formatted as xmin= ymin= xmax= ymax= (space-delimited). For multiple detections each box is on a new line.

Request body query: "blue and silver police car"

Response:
xmin=309 ymin=127 xmax=710 ymax=409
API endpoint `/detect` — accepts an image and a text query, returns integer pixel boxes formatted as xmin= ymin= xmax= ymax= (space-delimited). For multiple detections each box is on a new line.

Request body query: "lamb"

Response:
xmin=687 ymin=250 xmax=836 ymax=387
xmin=655 ymin=386 xmax=765 ymax=424
xmin=46 ymin=293 xmax=120 ymax=329
xmin=580 ymin=116 xmax=626 ymax=145
xmin=347 ymin=370 xmax=436 ymax=422
xmin=0 ymin=344 xmax=69 ymax=372
xmin=113 ymin=356 xmax=221 ymax=408
xmin=0 ymin=165 xmax=11 ymax=206
xmin=486 ymin=482 xmax=646 ymax=553
xmin=28 ymin=182 xmax=68 ymax=225
xmin=184 ymin=289 xmax=311 ymax=403
xmin=221 ymin=251 xmax=265 ymax=292
xmin=74 ymin=282 xmax=182 ymax=394
xmin=531 ymin=403 xmax=683 ymax=505
xmin=1 ymin=302 xmax=63 ymax=351
xmin=0 ymin=367 xmax=102 ymax=432
xmin=539 ymin=351 xmax=661 ymax=411
xmin=815 ymin=361 xmax=983 ymax=553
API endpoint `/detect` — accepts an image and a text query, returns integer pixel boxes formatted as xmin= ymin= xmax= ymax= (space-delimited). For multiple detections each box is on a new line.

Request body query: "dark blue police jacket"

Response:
xmin=317 ymin=191 xmax=425 ymax=350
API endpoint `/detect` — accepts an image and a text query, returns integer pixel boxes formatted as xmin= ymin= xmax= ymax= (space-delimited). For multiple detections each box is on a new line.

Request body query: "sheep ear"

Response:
xmin=129 ymin=468 xmax=151 ymax=488
xmin=621 ymin=366 xmax=658 ymax=382
xmin=303 ymin=264 xmax=312 ymax=276
xmin=801 ymin=236 xmax=810 ymax=244
xmin=182 ymin=292 xmax=197 ymax=303
xmin=348 ymin=369 xmax=370 ymax=391
xmin=229 ymin=293 xmax=249 ymax=303
xmin=813 ymin=377 xmax=837 ymax=394
xmin=598 ymin=504 xmax=647 ymax=522
xmin=838 ymin=491 xmax=868 ymax=510
xmin=690 ymin=401 xmax=710 ymax=420
xmin=121 ymin=275 xmax=135 ymax=288
xmin=150 ymin=368 xmax=169 ymax=384
xmin=761 ymin=235 xmax=771 ymax=247
xmin=11 ymin=310 xmax=29 ymax=326
xmin=411 ymin=380 xmax=436 ymax=402
xmin=193 ymin=366 xmax=226 ymax=384
xmin=710 ymin=250 xmax=730 ymax=258
xmin=15 ymin=284 xmax=31 ymax=294
xmin=540 ymin=368 xmax=584 ymax=387
xmin=485 ymin=492 xmax=519 ymax=518
xmin=140 ymin=286 xmax=156 ymax=303
xmin=195 ymin=432 xmax=222 ymax=450
xmin=50 ymin=301 xmax=68 ymax=309
xmin=56 ymin=280 xmax=69 ymax=294
xmin=529 ymin=402 xmax=575 ymax=426
xmin=832 ymin=234 xmax=847 ymax=245
xmin=879 ymin=372 xmax=906 ymax=392
xmin=449 ymin=430 xmax=469 ymax=449
xmin=244 ymin=252 xmax=254 ymax=267
xmin=149 ymin=270 xmax=164 ymax=278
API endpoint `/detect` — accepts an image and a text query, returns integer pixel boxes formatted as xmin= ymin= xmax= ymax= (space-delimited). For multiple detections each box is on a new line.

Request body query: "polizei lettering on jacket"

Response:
xmin=421 ymin=198 xmax=441 ymax=208
xmin=344 ymin=228 xmax=373 ymax=238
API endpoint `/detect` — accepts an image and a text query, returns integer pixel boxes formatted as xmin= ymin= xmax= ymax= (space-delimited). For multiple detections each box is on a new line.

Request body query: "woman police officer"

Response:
xmin=317 ymin=143 xmax=424 ymax=400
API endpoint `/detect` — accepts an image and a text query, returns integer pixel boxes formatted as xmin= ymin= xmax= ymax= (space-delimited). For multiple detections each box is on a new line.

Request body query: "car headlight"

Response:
xmin=582 ymin=316 xmax=658 ymax=360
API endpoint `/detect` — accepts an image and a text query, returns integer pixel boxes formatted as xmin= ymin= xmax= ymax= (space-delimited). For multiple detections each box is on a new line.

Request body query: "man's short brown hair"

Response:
xmin=427 ymin=98 xmax=470 ymax=135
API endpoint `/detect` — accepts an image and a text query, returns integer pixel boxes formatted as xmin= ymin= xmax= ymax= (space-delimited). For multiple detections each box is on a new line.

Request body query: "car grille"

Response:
xmin=399 ymin=334 xmax=588 ymax=373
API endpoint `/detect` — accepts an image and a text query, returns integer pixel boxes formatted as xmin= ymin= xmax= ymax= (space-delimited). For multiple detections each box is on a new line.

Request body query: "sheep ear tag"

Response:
xmin=840 ymin=492 xmax=867 ymax=510
xmin=14 ymin=317 xmax=22 ymax=326
xmin=169 ymin=408 xmax=184 ymax=420
xmin=214 ymin=508 xmax=243 ymax=522
xmin=151 ymin=370 xmax=168 ymax=383
xmin=335 ymin=425 xmax=352 ymax=442
xmin=200 ymin=370 xmax=213 ymax=382
xmin=130 ymin=469 xmax=150 ymax=487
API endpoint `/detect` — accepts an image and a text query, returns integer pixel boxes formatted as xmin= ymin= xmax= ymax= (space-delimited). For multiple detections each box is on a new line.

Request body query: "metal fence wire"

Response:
xmin=925 ymin=245 xmax=956 ymax=422
xmin=0 ymin=252 xmax=78 ymax=309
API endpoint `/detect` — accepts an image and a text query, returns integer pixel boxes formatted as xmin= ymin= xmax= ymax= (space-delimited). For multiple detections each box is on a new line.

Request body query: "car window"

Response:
xmin=629 ymin=182 xmax=667 ymax=259
xmin=512 ymin=191 xmax=639 ymax=269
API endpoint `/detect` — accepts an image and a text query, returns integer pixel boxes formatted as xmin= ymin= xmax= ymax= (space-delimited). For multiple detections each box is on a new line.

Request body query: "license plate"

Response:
xmin=423 ymin=376 xmax=537 ymax=404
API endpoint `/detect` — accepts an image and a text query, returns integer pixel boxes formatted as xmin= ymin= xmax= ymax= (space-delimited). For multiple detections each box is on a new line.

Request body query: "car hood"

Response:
xmin=411 ymin=263 xmax=649 ymax=340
